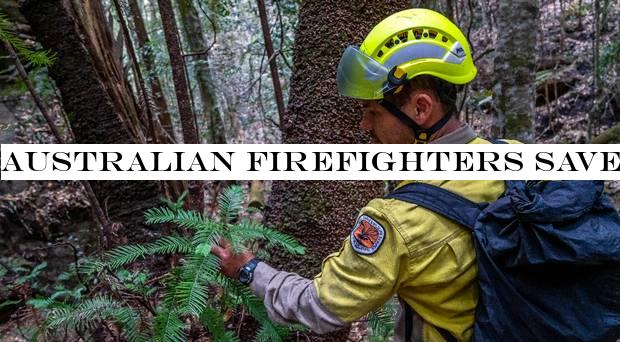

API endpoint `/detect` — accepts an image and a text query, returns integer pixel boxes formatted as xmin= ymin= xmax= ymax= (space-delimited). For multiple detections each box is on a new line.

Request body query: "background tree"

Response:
xmin=492 ymin=0 xmax=539 ymax=142
xmin=177 ymin=0 xmax=226 ymax=144
xmin=127 ymin=0 xmax=175 ymax=140
xmin=21 ymin=0 xmax=161 ymax=240
xmin=157 ymin=0 xmax=205 ymax=212
xmin=265 ymin=0 xmax=410 ymax=339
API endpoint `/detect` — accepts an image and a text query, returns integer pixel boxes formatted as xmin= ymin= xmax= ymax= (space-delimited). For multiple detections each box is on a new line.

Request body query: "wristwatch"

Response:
xmin=238 ymin=258 xmax=261 ymax=285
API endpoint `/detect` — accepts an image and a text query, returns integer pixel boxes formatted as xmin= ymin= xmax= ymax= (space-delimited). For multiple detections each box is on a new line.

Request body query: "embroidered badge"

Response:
xmin=350 ymin=215 xmax=385 ymax=255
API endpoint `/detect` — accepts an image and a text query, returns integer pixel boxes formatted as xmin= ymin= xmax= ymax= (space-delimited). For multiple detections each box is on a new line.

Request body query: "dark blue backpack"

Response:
xmin=387 ymin=180 xmax=620 ymax=342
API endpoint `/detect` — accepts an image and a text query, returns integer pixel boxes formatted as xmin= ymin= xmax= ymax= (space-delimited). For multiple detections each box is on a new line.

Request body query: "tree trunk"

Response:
xmin=22 ymin=0 xmax=161 ymax=242
xmin=157 ymin=0 xmax=205 ymax=213
xmin=256 ymin=0 xmax=286 ymax=121
xmin=265 ymin=1 xmax=409 ymax=340
xmin=492 ymin=0 xmax=538 ymax=142
xmin=127 ymin=0 xmax=176 ymax=140
xmin=177 ymin=0 xmax=226 ymax=144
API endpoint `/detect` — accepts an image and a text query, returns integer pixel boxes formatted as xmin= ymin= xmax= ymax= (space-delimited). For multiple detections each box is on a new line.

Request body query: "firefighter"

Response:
xmin=213 ymin=9 xmax=505 ymax=341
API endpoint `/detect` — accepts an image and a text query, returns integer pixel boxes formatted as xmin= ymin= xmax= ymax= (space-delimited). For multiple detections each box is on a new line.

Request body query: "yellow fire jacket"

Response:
xmin=250 ymin=125 xmax=507 ymax=341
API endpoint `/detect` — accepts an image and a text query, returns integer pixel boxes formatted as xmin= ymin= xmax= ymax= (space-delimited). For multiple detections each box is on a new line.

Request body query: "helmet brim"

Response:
xmin=336 ymin=46 xmax=396 ymax=100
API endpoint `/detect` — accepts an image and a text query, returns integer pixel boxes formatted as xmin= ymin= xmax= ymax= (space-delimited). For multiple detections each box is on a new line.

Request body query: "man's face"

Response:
xmin=358 ymin=100 xmax=414 ymax=144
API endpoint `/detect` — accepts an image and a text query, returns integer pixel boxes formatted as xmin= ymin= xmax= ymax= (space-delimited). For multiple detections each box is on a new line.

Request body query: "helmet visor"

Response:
xmin=336 ymin=46 xmax=394 ymax=100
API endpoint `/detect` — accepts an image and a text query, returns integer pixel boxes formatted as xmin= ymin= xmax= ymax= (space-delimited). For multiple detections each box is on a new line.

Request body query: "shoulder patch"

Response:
xmin=350 ymin=215 xmax=385 ymax=255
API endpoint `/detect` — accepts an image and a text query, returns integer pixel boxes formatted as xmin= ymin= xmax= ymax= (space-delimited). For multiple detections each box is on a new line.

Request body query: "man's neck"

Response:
xmin=430 ymin=117 xmax=462 ymax=142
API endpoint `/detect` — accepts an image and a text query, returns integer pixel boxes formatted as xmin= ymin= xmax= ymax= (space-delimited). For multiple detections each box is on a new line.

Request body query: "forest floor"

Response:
xmin=1 ymin=1 xmax=620 ymax=341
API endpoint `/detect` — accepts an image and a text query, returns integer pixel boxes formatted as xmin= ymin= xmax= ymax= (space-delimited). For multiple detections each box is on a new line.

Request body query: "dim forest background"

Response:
xmin=0 ymin=0 xmax=619 ymax=341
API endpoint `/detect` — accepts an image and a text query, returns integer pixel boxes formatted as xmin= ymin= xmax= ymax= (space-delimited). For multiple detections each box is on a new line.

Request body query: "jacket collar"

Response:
xmin=430 ymin=124 xmax=477 ymax=144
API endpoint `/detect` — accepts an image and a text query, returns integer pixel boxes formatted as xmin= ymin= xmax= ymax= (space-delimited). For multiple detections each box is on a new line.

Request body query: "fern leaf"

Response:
xmin=218 ymin=185 xmax=245 ymax=225
xmin=0 ymin=12 xmax=56 ymax=67
xmin=77 ymin=258 xmax=105 ymax=276
xmin=231 ymin=219 xmax=306 ymax=255
xmin=145 ymin=207 xmax=177 ymax=225
xmin=200 ymin=306 xmax=229 ymax=341
xmin=106 ymin=245 xmax=149 ymax=269
xmin=192 ymin=227 xmax=221 ymax=255
xmin=255 ymin=322 xmax=286 ymax=342
xmin=153 ymin=308 xmax=186 ymax=342
xmin=106 ymin=236 xmax=192 ymax=269
xmin=173 ymin=208 xmax=211 ymax=231
xmin=367 ymin=301 xmax=396 ymax=339
xmin=111 ymin=306 xmax=150 ymax=342
xmin=148 ymin=236 xmax=193 ymax=255
xmin=46 ymin=307 xmax=78 ymax=330
xmin=27 ymin=297 xmax=56 ymax=309
xmin=220 ymin=331 xmax=241 ymax=342
xmin=174 ymin=254 xmax=220 ymax=316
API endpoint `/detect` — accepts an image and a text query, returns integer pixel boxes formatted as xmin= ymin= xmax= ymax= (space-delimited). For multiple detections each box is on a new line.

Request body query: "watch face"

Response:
xmin=238 ymin=259 xmax=258 ymax=285
xmin=239 ymin=271 xmax=248 ymax=283
xmin=239 ymin=267 xmax=252 ymax=284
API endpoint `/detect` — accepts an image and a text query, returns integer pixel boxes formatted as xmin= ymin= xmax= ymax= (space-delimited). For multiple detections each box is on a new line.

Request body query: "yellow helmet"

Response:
xmin=337 ymin=8 xmax=476 ymax=100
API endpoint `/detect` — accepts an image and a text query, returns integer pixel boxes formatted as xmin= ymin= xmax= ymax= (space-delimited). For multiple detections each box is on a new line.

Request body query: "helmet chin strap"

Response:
xmin=378 ymin=99 xmax=453 ymax=144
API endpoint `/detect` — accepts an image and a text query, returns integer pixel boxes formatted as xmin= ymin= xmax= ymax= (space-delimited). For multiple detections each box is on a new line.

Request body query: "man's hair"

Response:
xmin=384 ymin=75 xmax=459 ymax=117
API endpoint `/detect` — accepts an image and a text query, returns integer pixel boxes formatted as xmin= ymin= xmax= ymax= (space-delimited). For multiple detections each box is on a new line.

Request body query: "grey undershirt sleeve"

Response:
xmin=249 ymin=262 xmax=348 ymax=334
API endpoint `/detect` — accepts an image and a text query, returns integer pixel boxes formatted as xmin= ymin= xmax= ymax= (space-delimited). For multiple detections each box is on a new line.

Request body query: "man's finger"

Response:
xmin=211 ymin=244 xmax=224 ymax=258
xmin=218 ymin=238 xmax=232 ymax=249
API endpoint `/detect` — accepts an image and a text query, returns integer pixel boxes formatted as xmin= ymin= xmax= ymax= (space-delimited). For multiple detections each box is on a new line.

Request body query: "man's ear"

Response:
xmin=403 ymin=91 xmax=434 ymax=126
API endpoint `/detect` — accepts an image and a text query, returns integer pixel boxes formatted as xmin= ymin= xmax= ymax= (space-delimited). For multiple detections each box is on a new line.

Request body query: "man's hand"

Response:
xmin=211 ymin=239 xmax=255 ymax=279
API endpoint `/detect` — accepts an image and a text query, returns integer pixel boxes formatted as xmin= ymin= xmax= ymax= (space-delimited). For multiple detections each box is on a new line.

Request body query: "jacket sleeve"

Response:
xmin=249 ymin=199 xmax=408 ymax=331
xmin=250 ymin=263 xmax=347 ymax=333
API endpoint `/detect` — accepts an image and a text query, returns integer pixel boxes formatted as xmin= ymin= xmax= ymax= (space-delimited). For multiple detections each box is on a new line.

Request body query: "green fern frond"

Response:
xmin=148 ymin=236 xmax=193 ymax=255
xmin=192 ymin=228 xmax=221 ymax=255
xmin=106 ymin=236 xmax=192 ymax=269
xmin=147 ymin=206 xmax=215 ymax=232
xmin=173 ymin=208 xmax=211 ymax=231
xmin=174 ymin=254 xmax=220 ymax=316
xmin=75 ymin=296 xmax=122 ymax=319
xmin=46 ymin=307 xmax=78 ymax=330
xmin=0 ymin=12 xmax=56 ymax=67
xmin=175 ymin=279 xmax=210 ymax=317
xmin=367 ymin=301 xmax=396 ymax=339
xmin=77 ymin=258 xmax=105 ymax=276
xmin=218 ymin=185 xmax=245 ymax=225
xmin=46 ymin=296 xmax=119 ymax=331
xmin=111 ymin=306 xmax=150 ymax=342
xmin=145 ymin=207 xmax=177 ymax=225
xmin=220 ymin=282 xmax=270 ymax=325
xmin=106 ymin=245 xmax=149 ymax=269
xmin=220 ymin=331 xmax=241 ymax=342
xmin=27 ymin=297 xmax=69 ymax=310
xmin=27 ymin=297 xmax=55 ymax=309
xmin=160 ymin=191 xmax=187 ymax=212
xmin=255 ymin=322 xmax=288 ymax=342
xmin=200 ymin=306 xmax=231 ymax=341
xmin=153 ymin=308 xmax=186 ymax=342
xmin=231 ymin=219 xmax=306 ymax=255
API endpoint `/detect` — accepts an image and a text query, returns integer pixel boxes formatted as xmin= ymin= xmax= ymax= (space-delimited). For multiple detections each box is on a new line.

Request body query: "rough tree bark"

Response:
xmin=492 ymin=0 xmax=538 ymax=142
xmin=157 ymin=0 xmax=205 ymax=212
xmin=265 ymin=1 xmax=409 ymax=340
xmin=177 ymin=0 xmax=226 ymax=144
xmin=127 ymin=0 xmax=175 ymax=140
xmin=22 ymin=0 xmax=161 ymax=241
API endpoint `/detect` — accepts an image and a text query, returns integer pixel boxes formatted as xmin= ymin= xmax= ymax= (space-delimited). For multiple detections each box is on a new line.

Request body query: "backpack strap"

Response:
xmin=386 ymin=183 xmax=484 ymax=231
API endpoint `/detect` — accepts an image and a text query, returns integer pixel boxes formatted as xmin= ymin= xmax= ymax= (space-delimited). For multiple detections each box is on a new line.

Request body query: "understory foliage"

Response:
xmin=366 ymin=299 xmax=397 ymax=341
xmin=0 ymin=11 xmax=56 ymax=67
xmin=26 ymin=185 xmax=306 ymax=341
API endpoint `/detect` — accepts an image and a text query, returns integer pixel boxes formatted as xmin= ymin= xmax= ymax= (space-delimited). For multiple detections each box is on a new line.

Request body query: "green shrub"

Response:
xmin=28 ymin=185 xmax=305 ymax=341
